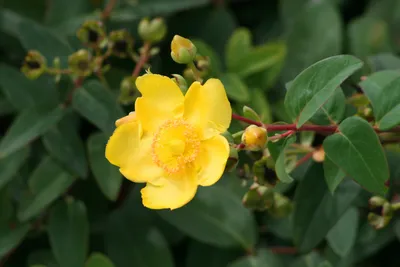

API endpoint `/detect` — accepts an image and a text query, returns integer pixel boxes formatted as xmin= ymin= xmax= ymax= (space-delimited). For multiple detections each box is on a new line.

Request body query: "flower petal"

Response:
xmin=105 ymin=121 xmax=163 ymax=183
xmin=141 ymin=170 xmax=197 ymax=210
xmin=196 ymin=134 xmax=230 ymax=186
xmin=183 ymin=79 xmax=232 ymax=139
xmin=135 ymin=74 xmax=184 ymax=133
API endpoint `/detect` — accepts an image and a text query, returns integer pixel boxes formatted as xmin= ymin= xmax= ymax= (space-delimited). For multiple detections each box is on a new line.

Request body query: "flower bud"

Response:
xmin=269 ymin=193 xmax=293 ymax=218
xmin=170 ymin=35 xmax=197 ymax=64
xmin=253 ymin=157 xmax=278 ymax=186
xmin=115 ymin=112 xmax=137 ymax=127
xmin=171 ymin=74 xmax=188 ymax=93
xmin=119 ymin=76 xmax=137 ymax=105
xmin=21 ymin=50 xmax=47 ymax=79
xmin=368 ymin=196 xmax=393 ymax=229
xmin=241 ymin=125 xmax=267 ymax=151
xmin=312 ymin=147 xmax=325 ymax=162
xmin=138 ymin=17 xmax=167 ymax=43
xmin=242 ymin=183 xmax=274 ymax=211
xmin=108 ymin=30 xmax=134 ymax=58
xmin=195 ymin=55 xmax=210 ymax=71
xmin=77 ymin=20 xmax=106 ymax=48
xmin=68 ymin=49 xmax=93 ymax=77
xmin=183 ymin=67 xmax=196 ymax=83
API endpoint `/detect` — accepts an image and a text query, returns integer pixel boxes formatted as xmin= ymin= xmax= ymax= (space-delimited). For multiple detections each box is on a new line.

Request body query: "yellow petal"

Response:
xmin=195 ymin=134 xmax=230 ymax=186
xmin=141 ymin=170 xmax=197 ymax=210
xmin=183 ymin=79 xmax=232 ymax=139
xmin=135 ymin=74 xmax=184 ymax=133
xmin=105 ymin=121 xmax=163 ymax=183
xmin=115 ymin=112 xmax=136 ymax=127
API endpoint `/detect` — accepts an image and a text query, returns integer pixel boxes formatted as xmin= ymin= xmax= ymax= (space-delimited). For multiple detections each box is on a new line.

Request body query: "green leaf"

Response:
xmin=323 ymin=117 xmax=389 ymax=196
xmin=0 ymin=64 xmax=59 ymax=110
xmin=284 ymin=55 xmax=363 ymax=127
xmin=323 ymin=155 xmax=346 ymax=194
xmin=0 ymin=105 xmax=66 ymax=159
xmin=158 ymin=186 xmax=257 ymax=249
xmin=275 ymin=136 xmax=296 ymax=183
xmin=348 ymin=16 xmax=392 ymax=58
xmin=318 ymin=262 xmax=333 ymax=267
xmin=0 ymin=147 xmax=29 ymax=190
xmin=85 ymin=253 xmax=115 ymax=267
xmin=249 ymin=89 xmax=272 ymax=124
xmin=236 ymin=41 xmax=286 ymax=79
xmin=18 ymin=157 xmax=75 ymax=222
xmin=228 ymin=249 xmax=284 ymax=267
xmin=45 ymin=0 xmax=91 ymax=26
xmin=373 ymin=77 xmax=400 ymax=130
xmin=185 ymin=241 xmax=239 ymax=267
xmin=293 ymin=163 xmax=361 ymax=252
xmin=309 ymin=88 xmax=346 ymax=125
xmin=72 ymin=80 xmax=124 ymax=135
xmin=220 ymin=73 xmax=250 ymax=102
xmin=0 ymin=9 xmax=72 ymax=62
xmin=242 ymin=106 xmax=261 ymax=123
xmin=0 ymin=96 xmax=15 ymax=116
xmin=106 ymin=223 xmax=174 ymax=267
xmin=0 ymin=223 xmax=30 ymax=258
xmin=225 ymin=27 xmax=252 ymax=71
xmin=367 ymin=53 xmax=400 ymax=72
xmin=282 ymin=2 xmax=343 ymax=82
xmin=87 ymin=133 xmax=122 ymax=201
xmin=27 ymin=249 xmax=59 ymax=267
xmin=48 ymin=198 xmax=89 ymax=267
xmin=359 ymin=70 xmax=400 ymax=112
xmin=192 ymin=39 xmax=222 ymax=76
xmin=327 ymin=207 xmax=359 ymax=257
xmin=42 ymin=113 xmax=88 ymax=178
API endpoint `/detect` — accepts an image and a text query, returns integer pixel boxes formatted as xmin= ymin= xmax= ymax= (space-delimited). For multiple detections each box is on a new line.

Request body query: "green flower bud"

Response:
xmin=195 ymin=55 xmax=210 ymax=71
xmin=68 ymin=49 xmax=93 ymax=77
xmin=242 ymin=183 xmax=274 ymax=211
xmin=253 ymin=157 xmax=278 ymax=186
xmin=77 ymin=20 xmax=106 ymax=48
xmin=119 ymin=76 xmax=137 ymax=105
xmin=171 ymin=74 xmax=188 ymax=93
xmin=109 ymin=30 xmax=134 ymax=58
xmin=138 ymin=17 xmax=167 ymax=43
xmin=368 ymin=196 xmax=393 ymax=229
xmin=21 ymin=50 xmax=47 ymax=79
xmin=183 ymin=67 xmax=195 ymax=83
xmin=269 ymin=193 xmax=293 ymax=218
xmin=171 ymin=35 xmax=197 ymax=64
xmin=242 ymin=125 xmax=268 ymax=151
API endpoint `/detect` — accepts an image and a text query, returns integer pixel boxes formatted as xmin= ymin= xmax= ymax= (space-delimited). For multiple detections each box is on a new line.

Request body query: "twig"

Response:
xmin=62 ymin=77 xmax=84 ymax=107
xmin=269 ymin=246 xmax=299 ymax=254
xmin=295 ymin=151 xmax=314 ymax=167
xmin=269 ymin=130 xmax=296 ymax=141
xmin=232 ymin=113 xmax=400 ymax=134
xmin=132 ymin=42 xmax=151 ymax=78
xmin=101 ymin=0 xmax=118 ymax=20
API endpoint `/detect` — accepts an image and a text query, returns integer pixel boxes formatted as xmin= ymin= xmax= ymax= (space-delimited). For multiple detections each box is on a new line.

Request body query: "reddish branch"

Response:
xmin=295 ymin=151 xmax=314 ymax=167
xmin=232 ymin=113 xmax=400 ymax=134
xmin=269 ymin=246 xmax=299 ymax=254
xmin=101 ymin=0 xmax=118 ymax=20
xmin=132 ymin=42 xmax=151 ymax=77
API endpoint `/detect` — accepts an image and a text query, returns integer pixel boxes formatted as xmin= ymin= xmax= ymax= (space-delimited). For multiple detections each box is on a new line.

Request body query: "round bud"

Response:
xmin=77 ymin=20 xmax=106 ymax=48
xmin=171 ymin=74 xmax=188 ymax=93
xmin=108 ymin=30 xmax=134 ymax=58
xmin=170 ymin=35 xmax=197 ymax=64
xmin=138 ymin=17 xmax=167 ymax=43
xmin=241 ymin=125 xmax=268 ymax=151
xmin=68 ymin=49 xmax=93 ymax=77
xmin=242 ymin=183 xmax=274 ymax=211
xmin=21 ymin=50 xmax=47 ymax=79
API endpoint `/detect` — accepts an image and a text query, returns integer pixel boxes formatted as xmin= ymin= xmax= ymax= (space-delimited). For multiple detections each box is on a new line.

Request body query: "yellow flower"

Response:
xmin=105 ymin=74 xmax=232 ymax=210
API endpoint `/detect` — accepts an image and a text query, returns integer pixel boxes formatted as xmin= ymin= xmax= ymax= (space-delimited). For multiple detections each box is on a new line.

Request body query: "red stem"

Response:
xmin=269 ymin=246 xmax=298 ymax=254
xmin=232 ymin=113 xmax=400 ymax=134
xmin=132 ymin=42 xmax=151 ymax=77
xmin=296 ymin=151 xmax=314 ymax=167
xmin=101 ymin=0 xmax=118 ymax=20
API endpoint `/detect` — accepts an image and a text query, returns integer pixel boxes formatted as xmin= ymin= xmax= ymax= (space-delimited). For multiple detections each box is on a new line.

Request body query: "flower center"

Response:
xmin=151 ymin=119 xmax=200 ymax=174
